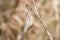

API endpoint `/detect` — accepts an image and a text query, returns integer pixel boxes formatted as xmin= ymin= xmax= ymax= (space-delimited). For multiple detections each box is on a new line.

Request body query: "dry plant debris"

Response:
xmin=17 ymin=0 xmax=53 ymax=40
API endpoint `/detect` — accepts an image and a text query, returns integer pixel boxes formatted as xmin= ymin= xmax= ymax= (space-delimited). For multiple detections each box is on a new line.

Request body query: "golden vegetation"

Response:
xmin=0 ymin=0 xmax=60 ymax=40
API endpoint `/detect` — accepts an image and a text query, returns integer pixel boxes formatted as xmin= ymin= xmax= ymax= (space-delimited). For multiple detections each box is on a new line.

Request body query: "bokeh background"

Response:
xmin=0 ymin=0 xmax=60 ymax=40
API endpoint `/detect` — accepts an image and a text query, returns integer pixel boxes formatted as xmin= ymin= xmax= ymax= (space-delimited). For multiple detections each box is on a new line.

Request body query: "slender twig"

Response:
xmin=24 ymin=4 xmax=34 ymax=33
xmin=32 ymin=0 xmax=53 ymax=40
xmin=17 ymin=3 xmax=34 ymax=40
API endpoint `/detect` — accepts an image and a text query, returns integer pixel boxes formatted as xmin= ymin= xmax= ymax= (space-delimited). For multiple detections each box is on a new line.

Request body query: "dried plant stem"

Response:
xmin=17 ymin=4 xmax=34 ymax=40
xmin=24 ymin=4 xmax=34 ymax=33
xmin=32 ymin=0 xmax=53 ymax=40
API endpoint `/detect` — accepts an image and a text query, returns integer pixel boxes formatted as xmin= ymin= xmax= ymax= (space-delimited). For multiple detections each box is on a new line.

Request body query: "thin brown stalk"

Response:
xmin=32 ymin=0 xmax=53 ymax=40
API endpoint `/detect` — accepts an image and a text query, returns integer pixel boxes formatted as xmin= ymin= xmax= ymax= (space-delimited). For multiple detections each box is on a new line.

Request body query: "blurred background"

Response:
xmin=0 ymin=0 xmax=60 ymax=40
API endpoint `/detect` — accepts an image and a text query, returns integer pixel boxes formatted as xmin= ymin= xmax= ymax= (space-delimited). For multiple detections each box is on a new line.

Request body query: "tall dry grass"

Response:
xmin=0 ymin=0 xmax=60 ymax=40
